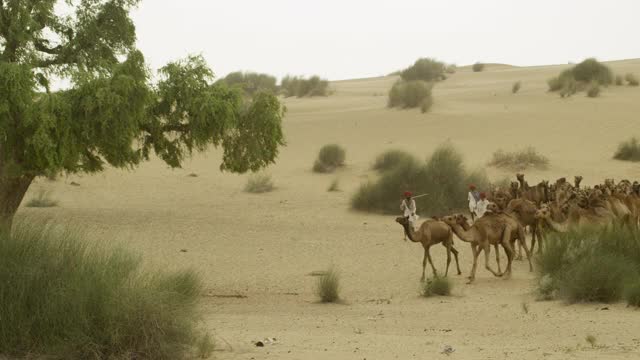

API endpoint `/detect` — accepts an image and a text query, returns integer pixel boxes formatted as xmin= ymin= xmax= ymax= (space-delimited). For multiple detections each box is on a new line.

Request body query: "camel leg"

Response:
xmin=467 ymin=243 xmax=480 ymax=284
xmin=425 ymin=246 xmax=438 ymax=278
xmin=494 ymin=243 xmax=502 ymax=274
xmin=517 ymin=225 xmax=533 ymax=272
xmin=483 ymin=243 xmax=502 ymax=277
xmin=444 ymin=243 xmax=452 ymax=277
xmin=421 ymin=248 xmax=427 ymax=282
xmin=449 ymin=246 xmax=462 ymax=275
xmin=500 ymin=241 xmax=514 ymax=279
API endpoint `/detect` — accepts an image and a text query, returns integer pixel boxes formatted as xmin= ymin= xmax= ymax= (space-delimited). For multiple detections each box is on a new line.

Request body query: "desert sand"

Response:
xmin=21 ymin=59 xmax=640 ymax=359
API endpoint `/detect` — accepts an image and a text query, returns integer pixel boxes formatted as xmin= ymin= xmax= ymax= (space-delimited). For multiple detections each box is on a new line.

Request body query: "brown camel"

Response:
xmin=517 ymin=174 xmax=549 ymax=205
xmin=395 ymin=216 xmax=462 ymax=281
xmin=574 ymin=176 xmax=583 ymax=189
xmin=442 ymin=213 xmax=515 ymax=284
xmin=535 ymin=202 xmax=615 ymax=232
xmin=506 ymin=198 xmax=543 ymax=254
xmin=486 ymin=203 xmax=533 ymax=272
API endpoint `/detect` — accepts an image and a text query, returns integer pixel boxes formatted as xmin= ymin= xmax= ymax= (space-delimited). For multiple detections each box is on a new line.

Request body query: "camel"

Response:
xmin=574 ymin=176 xmax=583 ymax=189
xmin=535 ymin=202 xmax=615 ymax=232
xmin=506 ymin=198 xmax=543 ymax=254
xmin=485 ymin=203 xmax=533 ymax=272
xmin=441 ymin=213 xmax=516 ymax=284
xmin=516 ymin=174 xmax=549 ymax=205
xmin=395 ymin=216 xmax=462 ymax=281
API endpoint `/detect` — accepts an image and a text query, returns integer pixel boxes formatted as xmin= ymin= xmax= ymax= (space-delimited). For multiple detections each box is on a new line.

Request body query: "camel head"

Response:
xmin=395 ymin=216 xmax=410 ymax=226
xmin=556 ymin=177 xmax=566 ymax=185
xmin=516 ymin=173 xmax=525 ymax=182
xmin=574 ymin=176 xmax=583 ymax=187
xmin=535 ymin=204 xmax=551 ymax=220
xmin=510 ymin=181 xmax=519 ymax=191
xmin=486 ymin=202 xmax=502 ymax=214
xmin=441 ymin=215 xmax=459 ymax=227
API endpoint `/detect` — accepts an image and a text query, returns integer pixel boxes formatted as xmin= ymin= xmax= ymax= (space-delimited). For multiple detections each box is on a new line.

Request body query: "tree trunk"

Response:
xmin=0 ymin=174 xmax=35 ymax=233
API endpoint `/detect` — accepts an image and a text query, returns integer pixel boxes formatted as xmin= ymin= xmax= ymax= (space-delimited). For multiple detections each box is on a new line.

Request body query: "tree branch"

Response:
xmin=33 ymin=39 xmax=62 ymax=55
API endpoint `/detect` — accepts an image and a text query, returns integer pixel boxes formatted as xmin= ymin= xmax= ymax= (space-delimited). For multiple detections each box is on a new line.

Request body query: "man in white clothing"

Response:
xmin=400 ymin=191 xmax=419 ymax=240
xmin=468 ymin=184 xmax=480 ymax=221
xmin=475 ymin=192 xmax=489 ymax=218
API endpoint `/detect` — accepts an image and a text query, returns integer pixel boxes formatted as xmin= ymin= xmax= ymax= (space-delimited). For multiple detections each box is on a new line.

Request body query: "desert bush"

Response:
xmin=313 ymin=144 xmax=346 ymax=173
xmin=587 ymin=82 xmax=601 ymax=97
xmin=316 ymin=268 xmax=340 ymax=303
xmin=352 ymin=144 xmax=488 ymax=215
xmin=420 ymin=95 xmax=434 ymax=113
xmin=388 ymin=80 xmax=433 ymax=109
xmin=400 ymin=58 xmax=446 ymax=82
xmin=472 ymin=62 xmax=485 ymax=72
xmin=372 ymin=149 xmax=415 ymax=172
xmin=613 ymin=137 xmax=640 ymax=162
xmin=512 ymin=81 xmax=522 ymax=94
xmin=25 ymin=189 xmax=58 ymax=208
xmin=488 ymin=147 xmax=549 ymax=170
xmin=422 ymin=276 xmax=452 ymax=297
xmin=445 ymin=64 xmax=457 ymax=74
xmin=328 ymin=179 xmax=340 ymax=192
xmin=245 ymin=173 xmax=275 ymax=193
xmin=615 ymin=74 xmax=624 ymax=86
xmin=0 ymin=220 xmax=203 ymax=359
xmin=548 ymin=58 xmax=612 ymax=95
xmin=281 ymin=75 xmax=329 ymax=97
xmin=626 ymin=73 xmax=639 ymax=86
xmin=625 ymin=282 xmax=640 ymax=307
xmin=217 ymin=71 xmax=277 ymax=95
xmin=195 ymin=333 xmax=215 ymax=359
xmin=536 ymin=226 xmax=640 ymax=304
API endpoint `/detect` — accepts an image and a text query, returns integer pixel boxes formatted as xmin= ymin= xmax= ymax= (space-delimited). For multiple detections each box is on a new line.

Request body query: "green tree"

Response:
xmin=0 ymin=0 xmax=286 ymax=228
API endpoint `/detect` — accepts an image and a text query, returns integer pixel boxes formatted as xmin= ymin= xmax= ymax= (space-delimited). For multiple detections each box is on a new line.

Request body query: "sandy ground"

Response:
xmin=21 ymin=59 xmax=640 ymax=359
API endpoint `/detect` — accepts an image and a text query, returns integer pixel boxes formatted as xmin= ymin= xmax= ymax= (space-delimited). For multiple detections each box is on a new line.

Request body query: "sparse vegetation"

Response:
xmin=422 ymin=276 xmax=452 ymax=297
xmin=512 ymin=81 xmax=522 ymax=94
xmin=388 ymin=80 xmax=433 ymax=110
xmin=352 ymin=144 xmax=492 ymax=215
xmin=420 ymin=95 xmax=434 ymax=113
xmin=316 ymin=268 xmax=340 ymax=303
xmin=400 ymin=58 xmax=446 ymax=82
xmin=613 ymin=137 xmax=640 ymax=162
xmin=626 ymin=73 xmax=639 ymax=86
xmin=615 ymin=74 xmax=624 ymax=86
xmin=472 ymin=62 xmax=485 ymax=72
xmin=624 ymin=282 xmax=640 ymax=307
xmin=281 ymin=75 xmax=330 ymax=97
xmin=586 ymin=82 xmax=601 ymax=98
xmin=586 ymin=335 xmax=597 ymax=348
xmin=25 ymin=189 xmax=58 ymax=208
xmin=488 ymin=147 xmax=549 ymax=171
xmin=445 ymin=64 xmax=457 ymax=74
xmin=313 ymin=144 xmax=346 ymax=173
xmin=196 ymin=333 xmax=215 ymax=359
xmin=536 ymin=226 xmax=640 ymax=304
xmin=217 ymin=71 xmax=277 ymax=95
xmin=328 ymin=179 xmax=340 ymax=192
xmin=245 ymin=173 xmax=275 ymax=193
xmin=0 ymin=220 xmax=203 ymax=359
xmin=548 ymin=58 xmax=613 ymax=96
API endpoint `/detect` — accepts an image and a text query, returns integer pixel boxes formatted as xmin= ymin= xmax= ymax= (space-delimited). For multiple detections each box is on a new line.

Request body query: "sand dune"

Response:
xmin=21 ymin=59 xmax=640 ymax=359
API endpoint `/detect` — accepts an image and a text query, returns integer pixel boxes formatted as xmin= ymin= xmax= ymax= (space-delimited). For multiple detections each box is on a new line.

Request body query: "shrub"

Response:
xmin=400 ymin=58 xmax=446 ymax=82
xmin=422 ymin=276 xmax=452 ymax=297
xmin=196 ymin=333 xmax=215 ymax=359
xmin=512 ymin=81 xmax=521 ymax=94
xmin=25 ymin=189 xmax=58 ymax=208
xmin=328 ymin=179 xmax=340 ymax=192
xmin=587 ymin=82 xmax=601 ymax=98
xmin=548 ymin=58 xmax=613 ymax=94
xmin=352 ymin=144 xmax=488 ymax=215
xmin=613 ymin=137 xmax=640 ymax=162
xmin=245 ymin=173 xmax=275 ymax=193
xmin=281 ymin=75 xmax=330 ymax=97
xmin=488 ymin=147 xmax=549 ymax=170
xmin=445 ymin=64 xmax=457 ymax=74
xmin=372 ymin=150 xmax=415 ymax=172
xmin=316 ymin=268 xmax=340 ymax=303
xmin=313 ymin=144 xmax=346 ymax=173
xmin=217 ymin=71 xmax=277 ymax=95
xmin=626 ymin=73 xmax=639 ymax=86
xmin=559 ymin=77 xmax=578 ymax=98
xmin=0 ymin=220 xmax=203 ymax=359
xmin=625 ymin=282 xmax=640 ymax=307
xmin=420 ymin=95 xmax=433 ymax=113
xmin=615 ymin=74 xmax=624 ymax=86
xmin=536 ymin=226 xmax=640 ymax=304
xmin=388 ymin=80 xmax=433 ymax=109
xmin=472 ymin=62 xmax=485 ymax=72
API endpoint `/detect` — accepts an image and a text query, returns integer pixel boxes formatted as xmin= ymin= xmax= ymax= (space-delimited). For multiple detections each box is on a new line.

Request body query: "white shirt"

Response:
xmin=468 ymin=191 xmax=478 ymax=212
xmin=476 ymin=199 xmax=489 ymax=218
xmin=401 ymin=199 xmax=417 ymax=219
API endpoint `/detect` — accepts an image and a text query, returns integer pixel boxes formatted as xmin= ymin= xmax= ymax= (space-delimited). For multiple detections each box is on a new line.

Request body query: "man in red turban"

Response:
xmin=400 ymin=191 xmax=418 ymax=240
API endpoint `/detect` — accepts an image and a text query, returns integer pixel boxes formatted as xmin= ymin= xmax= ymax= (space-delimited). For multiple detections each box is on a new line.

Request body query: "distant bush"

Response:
xmin=472 ymin=63 xmax=485 ymax=72
xmin=422 ymin=276 xmax=452 ymax=297
xmin=352 ymin=144 xmax=489 ymax=215
xmin=0 ymin=220 xmax=203 ymax=359
xmin=445 ymin=64 xmax=457 ymax=74
xmin=372 ymin=150 xmax=415 ymax=172
xmin=313 ymin=144 xmax=346 ymax=173
xmin=512 ymin=81 xmax=522 ymax=94
xmin=488 ymin=147 xmax=549 ymax=170
xmin=587 ymin=82 xmax=601 ymax=98
xmin=615 ymin=74 xmax=624 ymax=86
xmin=613 ymin=137 xmax=640 ymax=162
xmin=625 ymin=282 xmax=640 ymax=307
xmin=25 ymin=189 xmax=58 ymax=208
xmin=316 ymin=268 xmax=340 ymax=303
xmin=400 ymin=58 xmax=446 ymax=82
xmin=548 ymin=58 xmax=613 ymax=95
xmin=420 ymin=95 xmax=434 ymax=113
xmin=217 ymin=71 xmax=277 ymax=95
xmin=626 ymin=73 xmax=639 ymax=86
xmin=536 ymin=226 xmax=640 ymax=304
xmin=388 ymin=80 xmax=433 ymax=110
xmin=245 ymin=173 xmax=275 ymax=193
xmin=328 ymin=179 xmax=340 ymax=192
xmin=281 ymin=75 xmax=330 ymax=97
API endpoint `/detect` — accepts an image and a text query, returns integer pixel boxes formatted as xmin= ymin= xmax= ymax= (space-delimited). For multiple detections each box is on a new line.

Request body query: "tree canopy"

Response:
xmin=0 ymin=0 xmax=286 ymax=225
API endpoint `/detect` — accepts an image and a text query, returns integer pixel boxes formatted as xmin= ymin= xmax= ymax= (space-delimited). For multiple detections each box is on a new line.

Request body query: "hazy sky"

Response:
xmin=131 ymin=0 xmax=640 ymax=81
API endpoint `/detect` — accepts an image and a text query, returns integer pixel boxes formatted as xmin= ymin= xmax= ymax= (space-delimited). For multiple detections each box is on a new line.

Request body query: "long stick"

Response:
xmin=411 ymin=193 xmax=429 ymax=199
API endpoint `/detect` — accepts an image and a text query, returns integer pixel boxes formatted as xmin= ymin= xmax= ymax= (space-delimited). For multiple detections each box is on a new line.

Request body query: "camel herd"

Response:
xmin=396 ymin=174 xmax=640 ymax=284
